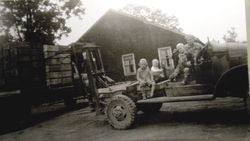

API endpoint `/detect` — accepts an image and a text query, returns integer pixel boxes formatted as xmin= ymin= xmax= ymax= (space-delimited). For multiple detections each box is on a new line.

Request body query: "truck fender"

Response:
xmin=214 ymin=64 xmax=248 ymax=98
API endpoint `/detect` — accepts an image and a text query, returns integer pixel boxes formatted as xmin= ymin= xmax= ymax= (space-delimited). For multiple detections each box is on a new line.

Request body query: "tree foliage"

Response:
xmin=120 ymin=4 xmax=183 ymax=32
xmin=0 ymin=0 xmax=85 ymax=45
xmin=223 ymin=27 xmax=238 ymax=43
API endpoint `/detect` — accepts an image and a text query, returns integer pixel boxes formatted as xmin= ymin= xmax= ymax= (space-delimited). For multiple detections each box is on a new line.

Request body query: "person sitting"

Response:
xmin=169 ymin=43 xmax=192 ymax=85
xmin=137 ymin=58 xmax=155 ymax=99
xmin=172 ymin=43 xmax=184 ymax=69
xmin=151 ymin=59 xmax=165 ymax=83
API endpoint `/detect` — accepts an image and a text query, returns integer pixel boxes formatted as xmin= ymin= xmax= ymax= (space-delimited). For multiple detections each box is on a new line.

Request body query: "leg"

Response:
xmin=169 ymin=65 xmax=181 ymax=81
xmin=141 ymin=87 xmax=147 ymax=99
xmin=139 ymin=83 xmax=147 ymax=99
xmin=150 ymin=82 xmax=155 ymax=97
xmin=182 ymin=67 xmax=190 ymax=85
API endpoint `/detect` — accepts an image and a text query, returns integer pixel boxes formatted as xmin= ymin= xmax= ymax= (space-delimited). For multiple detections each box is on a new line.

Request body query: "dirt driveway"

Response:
xmin=1 ymin=98 xmax=250 ymax=141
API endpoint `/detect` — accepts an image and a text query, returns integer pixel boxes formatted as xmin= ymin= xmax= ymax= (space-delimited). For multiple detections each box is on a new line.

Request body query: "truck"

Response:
xmin=99 ymin=41 xmax=249 ymax=129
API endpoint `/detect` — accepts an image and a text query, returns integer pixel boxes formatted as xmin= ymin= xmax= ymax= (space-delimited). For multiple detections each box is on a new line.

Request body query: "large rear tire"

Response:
xmin=105 ymin=95 xmax=137 ymax=130
xmin=138 ymin=103 xmax=162 ymax=114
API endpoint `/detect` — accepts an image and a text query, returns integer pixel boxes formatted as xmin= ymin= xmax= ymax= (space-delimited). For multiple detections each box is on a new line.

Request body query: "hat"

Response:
xmin=176 ymin=43 xmax=184 ymax=50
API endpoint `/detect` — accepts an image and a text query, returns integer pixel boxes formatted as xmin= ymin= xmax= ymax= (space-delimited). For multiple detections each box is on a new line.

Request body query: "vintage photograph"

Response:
xmin=0 ymin=0 xmax=249 ymax=140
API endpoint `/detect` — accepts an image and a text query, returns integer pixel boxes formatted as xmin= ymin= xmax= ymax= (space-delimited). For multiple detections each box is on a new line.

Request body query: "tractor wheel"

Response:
xmin=138 ymin=103 xmax=162 ymax=114
xmin=105 ymin=95 xmax=137 ymax=130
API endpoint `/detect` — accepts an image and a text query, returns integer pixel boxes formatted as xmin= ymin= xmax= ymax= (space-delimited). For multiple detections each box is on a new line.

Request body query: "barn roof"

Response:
xmin=77 ymin=9 xmax=186 ymax=42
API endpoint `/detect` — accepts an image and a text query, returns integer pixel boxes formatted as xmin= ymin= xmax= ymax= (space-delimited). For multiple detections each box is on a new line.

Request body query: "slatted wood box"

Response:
xmin=43 ymin=45 xmax=73 ymax=88
xmin=0 ymin=43 xmax=74 ymax=90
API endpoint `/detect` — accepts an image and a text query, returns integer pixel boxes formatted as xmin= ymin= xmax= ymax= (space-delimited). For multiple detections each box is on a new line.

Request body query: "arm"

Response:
xmin=149 ymin=70 xmax=155 ymax=83
xmin=159 ymin=69 xmax=165 ymax=77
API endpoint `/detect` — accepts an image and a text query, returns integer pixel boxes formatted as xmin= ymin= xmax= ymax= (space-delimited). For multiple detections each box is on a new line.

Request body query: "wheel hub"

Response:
xmin=112 ymin=105 xmax=126 ymax=121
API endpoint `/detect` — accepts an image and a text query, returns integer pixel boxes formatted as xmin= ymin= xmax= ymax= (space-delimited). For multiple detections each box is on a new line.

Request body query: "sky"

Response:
xmin=57 ymin=0 xmax=247 ymax=45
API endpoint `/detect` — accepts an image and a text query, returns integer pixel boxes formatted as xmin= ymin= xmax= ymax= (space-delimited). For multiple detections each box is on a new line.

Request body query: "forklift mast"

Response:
xmin=70 ymin=42 xmax=113 ymax=114
xmin=70 ymin=43 xmax=113 ymax=87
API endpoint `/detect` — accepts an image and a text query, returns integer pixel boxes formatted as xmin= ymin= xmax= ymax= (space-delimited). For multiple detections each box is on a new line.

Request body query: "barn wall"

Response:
xmin=79 ymin=10 xmax=185 ymax=81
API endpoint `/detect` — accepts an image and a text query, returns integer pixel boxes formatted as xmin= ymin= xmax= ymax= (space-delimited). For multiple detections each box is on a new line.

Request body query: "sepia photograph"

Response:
xmin=0 ymin=0 xmax=249 ymax=140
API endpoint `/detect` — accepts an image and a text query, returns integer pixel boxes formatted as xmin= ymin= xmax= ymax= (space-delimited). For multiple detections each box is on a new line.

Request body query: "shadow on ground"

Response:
xmin=1 ymin=98 xmax=250 ymax=135
xmin=136 ymin=104 xmax=250 ymax=128
xmin=0 ymin=101 xmax=89 ymax=135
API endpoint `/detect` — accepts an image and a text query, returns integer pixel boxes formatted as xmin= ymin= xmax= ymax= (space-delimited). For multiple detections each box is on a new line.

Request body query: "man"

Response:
xmin=170 ymin=35 xmax=204 ymax=84
xmin=172 ymin=43 xmax=184 ymax=68
xmin=169 ymin=43 xmax=192 ymax=84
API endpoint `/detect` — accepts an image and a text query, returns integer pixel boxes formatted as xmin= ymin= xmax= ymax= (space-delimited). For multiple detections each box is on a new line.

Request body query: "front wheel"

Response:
xmin=105 ymin=95 xmax=137 ymax=130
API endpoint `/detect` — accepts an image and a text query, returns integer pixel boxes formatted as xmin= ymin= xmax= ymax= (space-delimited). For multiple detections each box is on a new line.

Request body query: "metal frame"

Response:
xmin=158 ymin=46 xmax=175 ymax=69
xmin=121 ymin=53 xmax=136 ymax=76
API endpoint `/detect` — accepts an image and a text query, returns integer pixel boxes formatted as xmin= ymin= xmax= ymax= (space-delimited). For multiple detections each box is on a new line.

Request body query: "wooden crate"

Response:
xmin=46 ymin=77 xmax=72 ymax=86
xmin=1 ymin=43 xmax=73 ymax=89
xmin=46 ymin=57 xmax=71 ymax=64
xmin=16 ymin=44 xmax=46 ymax=87
xmin=43 ymin=45 xmax=73 ymax=88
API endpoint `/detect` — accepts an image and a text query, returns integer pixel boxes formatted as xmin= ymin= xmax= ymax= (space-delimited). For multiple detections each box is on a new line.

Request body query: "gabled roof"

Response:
xmin=77 ymin=9 xmax=186 ymax=42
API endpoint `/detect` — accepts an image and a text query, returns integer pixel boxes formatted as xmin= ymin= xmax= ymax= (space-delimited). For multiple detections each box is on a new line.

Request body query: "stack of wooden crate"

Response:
xmin=0 ymin=43 xmax=19 ymax=89
xmin=43 ymin=45 xmax=73 ymax=88
xmin=17 ymin=43 xmax=46 ymax=89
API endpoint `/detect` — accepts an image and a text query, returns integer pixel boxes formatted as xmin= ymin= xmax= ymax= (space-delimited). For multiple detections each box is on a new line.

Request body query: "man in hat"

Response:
xmin=170 ymin=43 xmax=192 ymax=84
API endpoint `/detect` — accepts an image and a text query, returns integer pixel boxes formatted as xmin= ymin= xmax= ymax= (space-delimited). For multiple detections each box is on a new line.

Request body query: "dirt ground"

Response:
xmin=1 ymin=97 xmax=250 ymax=141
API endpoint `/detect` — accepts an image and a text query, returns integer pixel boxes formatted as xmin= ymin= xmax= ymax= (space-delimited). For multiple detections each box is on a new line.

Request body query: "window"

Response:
xmin=122 ymin=53 xmax=136 ymax=76
xmin=158 ymin=47 xmax=175 ymax=69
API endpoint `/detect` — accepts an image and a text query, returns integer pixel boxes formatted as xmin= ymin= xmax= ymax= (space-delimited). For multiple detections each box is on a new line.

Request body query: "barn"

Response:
xmin=77 ymin=10 xmax=186 ymax=81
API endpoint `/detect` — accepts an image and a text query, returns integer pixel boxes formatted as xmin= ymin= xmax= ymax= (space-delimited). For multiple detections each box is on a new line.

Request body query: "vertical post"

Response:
xmin=89 ymin=77 xmax=101 ymax=115
xmin=85 ymin=50 xmax=101 ymax=115
xmin=166 ymin=55 xmax=170 ymax=67
xmin=162 ymin=65 xmax=167 ymax=78
xmin=72 ymin=45 xmax=85 ymax=93
xmin=246 ymin=0 xmax=250 ymax=99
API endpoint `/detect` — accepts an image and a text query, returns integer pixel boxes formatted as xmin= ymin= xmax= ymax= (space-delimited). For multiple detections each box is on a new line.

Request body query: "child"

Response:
xmin=151 ymin=59 xmax=165 ymax=82
xmin=137 ymin=58 xmax=155 ymax=99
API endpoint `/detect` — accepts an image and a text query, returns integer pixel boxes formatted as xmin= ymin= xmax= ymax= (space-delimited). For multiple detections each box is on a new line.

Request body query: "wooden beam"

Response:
xmin=138 ymin=94 xmax=214 ymax=103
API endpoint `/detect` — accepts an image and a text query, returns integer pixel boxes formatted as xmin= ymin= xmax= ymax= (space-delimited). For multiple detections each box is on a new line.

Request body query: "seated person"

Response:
xmin=169 ymin=50 xmax=192 ymax=85
xmin=137 ymin=58 xmax=155 ymax=99
xmin=151 ymin=59 xmax=165 ymax=83
xmin=172 ymin=43 xmax=184 ymax=68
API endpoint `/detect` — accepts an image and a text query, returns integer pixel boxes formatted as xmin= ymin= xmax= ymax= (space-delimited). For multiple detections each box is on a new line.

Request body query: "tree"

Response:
xmin=0 ymin=0 xmax=85 ymax=45
xmin=223 ymin=27 xmax=238 ymax=43
xmin=120 ymin=4 xmax=183 ymax=32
